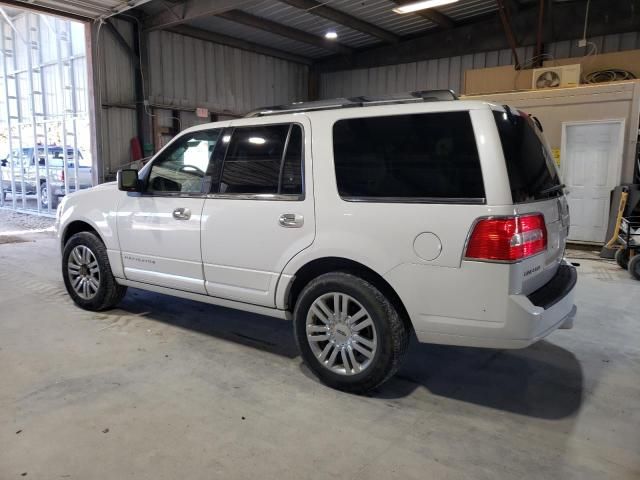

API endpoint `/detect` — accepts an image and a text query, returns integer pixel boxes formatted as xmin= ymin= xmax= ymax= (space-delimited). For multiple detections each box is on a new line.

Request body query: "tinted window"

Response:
xmin=333 ymin=112 xmax=484 ymax=201
xmin=220 ymin=124 xmax=303 ymax=195
xmin=148 ymin=129 xmax=220 ymax=193
xmin=280 ymin=125 xmax=303 ymax=195
xmin=493 ymin=110 xmax=561 ymax=203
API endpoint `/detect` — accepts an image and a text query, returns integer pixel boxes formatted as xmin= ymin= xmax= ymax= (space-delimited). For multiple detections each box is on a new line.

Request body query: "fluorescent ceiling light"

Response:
xmin=249 ymin=137 xmax=266 ymax=145
xmin=393 ymin=0 xmax=458 ymax=14
xmin=324 ymin=31 xmax=338 ymax=40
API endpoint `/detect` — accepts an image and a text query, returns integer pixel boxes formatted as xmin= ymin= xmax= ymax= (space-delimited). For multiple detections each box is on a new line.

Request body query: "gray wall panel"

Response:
xmin=147 ymin=30 xmax=308 ymax=115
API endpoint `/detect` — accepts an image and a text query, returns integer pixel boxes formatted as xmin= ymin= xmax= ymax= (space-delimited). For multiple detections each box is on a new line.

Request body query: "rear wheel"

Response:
xmin=293 ymin=272 xmax=409 ymax=394
xmin=40 ymin=182 xmax=58 ymax=210
xmin=62 ymin=232 xmax=127 ymax=311
xmin=629 ymin=254 xmax=640 ymax=281
xmin=615 ymin=248 xmax=630 ymax=270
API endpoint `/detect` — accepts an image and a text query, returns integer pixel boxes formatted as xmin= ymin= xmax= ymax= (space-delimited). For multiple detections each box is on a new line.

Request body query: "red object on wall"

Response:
xmin=130 ymin=137 xmax=143 ymax=162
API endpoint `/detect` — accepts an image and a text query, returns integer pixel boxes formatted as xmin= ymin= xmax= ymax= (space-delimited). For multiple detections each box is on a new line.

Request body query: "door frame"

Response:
xmin=560 ymin=118 xmax=626 ymax=244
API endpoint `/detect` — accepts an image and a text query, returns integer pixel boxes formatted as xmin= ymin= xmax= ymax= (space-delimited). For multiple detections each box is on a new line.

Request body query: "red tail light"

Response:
xmin=465 ymin=214 xmax=547 ymax=262
xmin=58 ymin=170 xmax=64 ymax=182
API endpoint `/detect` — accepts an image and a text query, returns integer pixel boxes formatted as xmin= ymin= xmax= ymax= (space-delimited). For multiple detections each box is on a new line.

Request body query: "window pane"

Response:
xmin=148 ymin=129 xmax=220 ymax=193
xmin=333 ymin=112 xmax=484 ymax=200
xmin=280 ymin=124 xmax=303 ymax=195
xmin=220 ymin=125 xmax=289 ymax=194
xmin=493 ymin=111 xmax=561 ymax=203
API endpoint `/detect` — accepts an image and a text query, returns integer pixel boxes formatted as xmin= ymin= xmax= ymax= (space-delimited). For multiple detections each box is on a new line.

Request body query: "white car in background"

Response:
xmin=55 ymin=91 xmax=577 ymax=393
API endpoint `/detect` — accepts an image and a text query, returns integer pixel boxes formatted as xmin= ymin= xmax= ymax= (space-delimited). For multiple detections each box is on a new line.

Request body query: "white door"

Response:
xmin=201 ymin=118 xmax=315 ymax=307
xmin=562 ymin=120 xmax=624 ymax=243
xmin=117 ymin=127 xmax=224 ymax=294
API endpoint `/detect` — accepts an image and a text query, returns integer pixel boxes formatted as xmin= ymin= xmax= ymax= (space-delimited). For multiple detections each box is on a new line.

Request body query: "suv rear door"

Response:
xmin=201 ymin=116 xmax=315 ymax=307
xmin=492 ymin=107 xmax=570 ymax=294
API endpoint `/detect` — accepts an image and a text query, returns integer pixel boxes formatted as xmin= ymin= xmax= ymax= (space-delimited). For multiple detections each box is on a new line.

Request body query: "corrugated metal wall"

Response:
xmin=147 ymin=30 xmax=308 ymax=116
xmin=319 ymin=32 xmax=640 ymax=98
xmin=97 ymin=17 xmax=138 ymax=177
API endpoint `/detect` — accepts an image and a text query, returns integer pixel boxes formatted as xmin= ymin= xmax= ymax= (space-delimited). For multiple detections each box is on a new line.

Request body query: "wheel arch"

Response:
xmin=285 ymin=257 xmax=413 ymax=334
xmin=61 ymin=220 xmax=103 ymax=249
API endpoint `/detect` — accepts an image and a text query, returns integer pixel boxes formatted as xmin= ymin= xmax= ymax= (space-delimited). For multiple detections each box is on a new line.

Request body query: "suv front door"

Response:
xmin=201 ymin=117 xmax=315 ymax=307
xmin=117 ymin=127 xmax=225 ymax=294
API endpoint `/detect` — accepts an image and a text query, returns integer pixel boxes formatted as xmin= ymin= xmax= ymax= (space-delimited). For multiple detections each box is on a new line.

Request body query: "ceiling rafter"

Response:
xmin=166 ymin=24 xmax=314 ymax=65
xmin=278 ymin=0 xmax=400 ymax=44
xmin=217 ymin=9 xmax=353 ymax=55
xmin=143 ymin=0 xmax=255 ymax=31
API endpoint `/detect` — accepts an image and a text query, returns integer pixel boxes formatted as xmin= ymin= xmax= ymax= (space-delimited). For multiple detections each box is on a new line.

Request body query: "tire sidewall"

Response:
xmin=629 ymin=255 xmax=640 ymax=280
xmin=293 ymin=272 xmax=397 ymax=389
xmin=62 ymin=232 xmax=112 ymax=310
xmin=616 ymin=248 xmax=629 ymax=270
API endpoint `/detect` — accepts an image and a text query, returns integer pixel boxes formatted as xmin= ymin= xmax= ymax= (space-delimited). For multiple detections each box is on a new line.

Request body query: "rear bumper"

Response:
xmin=391 ymin=260 xmax=578 ymax=349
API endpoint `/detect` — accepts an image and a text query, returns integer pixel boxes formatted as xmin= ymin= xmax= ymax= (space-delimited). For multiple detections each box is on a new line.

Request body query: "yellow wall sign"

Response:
xmin=551 ymin=148 xmax=561 ymax=167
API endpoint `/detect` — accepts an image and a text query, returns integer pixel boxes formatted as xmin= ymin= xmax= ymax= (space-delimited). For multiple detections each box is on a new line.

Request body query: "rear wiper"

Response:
xmin=539 ymin=184 xmax=565 ymax=195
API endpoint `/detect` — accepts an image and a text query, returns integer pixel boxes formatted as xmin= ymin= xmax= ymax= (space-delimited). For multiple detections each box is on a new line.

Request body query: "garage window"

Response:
xmin=332 ymin=112 xmax=484 ymax=202
xmin=219 ymin=124 xmax=303 ymax=196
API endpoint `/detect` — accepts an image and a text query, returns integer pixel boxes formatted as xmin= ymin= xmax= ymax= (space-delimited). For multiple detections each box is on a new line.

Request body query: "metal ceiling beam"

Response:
xmin=496 ymin=0 xmax=521 ymax=68
xmin=390 ymin=0 xmax=455 ymax=28
xmin=167 ymin=24 xmax=313 ymax=65
xmin=0 ymin=0 xmax=91 ymax=21
xmin=143 ymin=0 xmax=255 ymax=31
xmin=218 ymin=9 xmax=353 ymax=55
xmin=278 ymin=0 xmax=400 ymax=44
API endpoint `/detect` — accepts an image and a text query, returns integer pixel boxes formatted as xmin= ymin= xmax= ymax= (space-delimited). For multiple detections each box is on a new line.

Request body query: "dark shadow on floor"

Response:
xmin=117 ymin=288 xmax=299 ymax=359
xmin=115 ymin=288 xmax=583 ymax=420
xmin=373 ymin=339 xmax=584 ymax=419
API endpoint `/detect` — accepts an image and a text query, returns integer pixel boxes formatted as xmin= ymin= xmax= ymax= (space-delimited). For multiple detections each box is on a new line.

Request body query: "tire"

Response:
xmin=62 ymin=232 xmax=127 ymax=311
xmin=293 ymin=272 xmax=409 ymax=394
xmin=615 ymin=248 xmax=630 ymax=270
xmin=39 ymin=182 xmax=58 ymax=210
xmin=629 ymin=255 xmax=640 ymax=281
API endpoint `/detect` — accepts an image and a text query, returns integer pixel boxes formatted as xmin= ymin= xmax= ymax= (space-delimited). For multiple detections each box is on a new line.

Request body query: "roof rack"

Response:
xmin=244 ymin=89 xmax=458 ymax=118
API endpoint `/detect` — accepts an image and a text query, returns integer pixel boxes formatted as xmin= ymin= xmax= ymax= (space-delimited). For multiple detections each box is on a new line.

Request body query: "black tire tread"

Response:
xmin=615 ymin=248 xmax=629 ymax=270
xmin=293 ymin=272 xmax=409 ymax=394
xmin=62 ymin=232 xmax=127 ymax=311
xmin=629 ymin=255 xmax=640 ymax=281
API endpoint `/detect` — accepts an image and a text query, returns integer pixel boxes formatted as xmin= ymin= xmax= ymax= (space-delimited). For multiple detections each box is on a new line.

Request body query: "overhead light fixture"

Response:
xmin=248 ymin=137 xmax=266 ymax=145
xmin=392 ymin=0 xmax=458 ymax=14
xmin=324 ymin=31 xmax=338 ymax=40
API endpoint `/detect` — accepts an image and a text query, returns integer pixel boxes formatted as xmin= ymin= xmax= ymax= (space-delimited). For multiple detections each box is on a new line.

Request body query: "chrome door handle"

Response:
xmin=279 ymin=213 xmax=304 ymax=228
xmin=173 ymin=207 xmax=191 ymax=220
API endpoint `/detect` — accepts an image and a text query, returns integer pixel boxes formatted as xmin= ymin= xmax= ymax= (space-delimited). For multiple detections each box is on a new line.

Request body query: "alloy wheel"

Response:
xmin=67 ymin=245 xmax=101 ymax=300
xmin=306 ymin=292 xmax=378 ymax=376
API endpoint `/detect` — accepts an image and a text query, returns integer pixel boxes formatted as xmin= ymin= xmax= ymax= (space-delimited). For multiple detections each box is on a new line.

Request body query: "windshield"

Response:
xmin=493 ymin=109 xmax=562 ymax=203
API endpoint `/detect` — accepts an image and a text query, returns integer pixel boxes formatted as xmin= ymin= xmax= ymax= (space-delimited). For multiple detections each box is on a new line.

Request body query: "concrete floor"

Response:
xmin=1 ymin=213 xmax=639 ymax=479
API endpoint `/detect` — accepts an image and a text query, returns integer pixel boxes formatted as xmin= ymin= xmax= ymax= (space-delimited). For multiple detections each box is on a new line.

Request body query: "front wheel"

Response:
xmin=293 ymin=272 xmax=409 ymax=394
xmin=62 ymin=232 xmax=127 ymax=311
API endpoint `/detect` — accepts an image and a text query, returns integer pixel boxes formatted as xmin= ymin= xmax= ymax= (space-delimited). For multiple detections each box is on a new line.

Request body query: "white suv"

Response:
xmin=56 ymin=91 xmax=577 ymax=393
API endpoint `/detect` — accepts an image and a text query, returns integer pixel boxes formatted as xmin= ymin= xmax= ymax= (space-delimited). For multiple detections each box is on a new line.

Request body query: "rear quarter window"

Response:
xmin=493 ymin=110 xmax=562 ymax=203
xmin=332 ymin=111 xmax=485 ymax=202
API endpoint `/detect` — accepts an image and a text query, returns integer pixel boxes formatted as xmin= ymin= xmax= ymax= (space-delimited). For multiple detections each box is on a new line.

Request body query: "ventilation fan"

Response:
xmin=532 ymin=65 xmax=581 ymax=89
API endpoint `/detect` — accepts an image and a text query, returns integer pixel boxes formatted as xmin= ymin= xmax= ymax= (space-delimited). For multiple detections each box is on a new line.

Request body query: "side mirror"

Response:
xmin=117 ymin=169 xmax=141 ymax=192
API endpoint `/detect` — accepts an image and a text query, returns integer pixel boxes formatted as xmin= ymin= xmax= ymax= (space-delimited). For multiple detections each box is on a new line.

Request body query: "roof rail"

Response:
xmin=244 ymin=89 xmax=458 ymax=118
